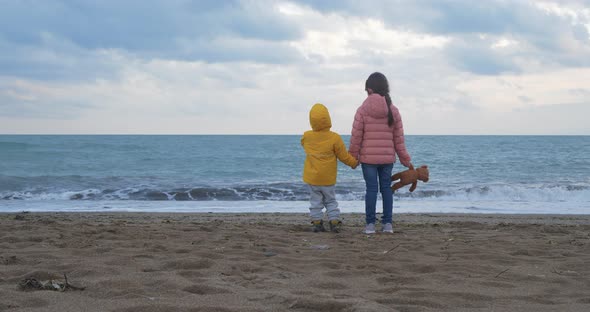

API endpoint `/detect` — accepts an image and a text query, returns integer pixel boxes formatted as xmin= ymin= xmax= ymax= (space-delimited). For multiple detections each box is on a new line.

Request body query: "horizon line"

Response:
xmin=1 ymin=133 xmax=589 ymax=136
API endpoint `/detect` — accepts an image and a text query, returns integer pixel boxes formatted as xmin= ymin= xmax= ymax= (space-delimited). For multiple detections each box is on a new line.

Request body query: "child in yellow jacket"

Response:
xmin=301 ymin=103 xmax=358 ymax=233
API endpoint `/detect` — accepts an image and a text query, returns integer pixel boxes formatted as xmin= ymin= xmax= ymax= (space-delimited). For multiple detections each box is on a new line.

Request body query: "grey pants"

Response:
xmin=308 ymin=184 xmax=340 ymax=221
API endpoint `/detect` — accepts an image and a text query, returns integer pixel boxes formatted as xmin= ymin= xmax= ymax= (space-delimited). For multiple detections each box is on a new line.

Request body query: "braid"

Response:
xmin=385 ymin=94 xmax=394 ymax=127
xmin=379 ymin=92 xmax=393 ymax=127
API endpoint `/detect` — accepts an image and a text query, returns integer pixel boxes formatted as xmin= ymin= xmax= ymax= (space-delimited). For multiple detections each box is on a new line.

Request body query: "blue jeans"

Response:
xmin=362 ymin=163 xmax=394 ymax=225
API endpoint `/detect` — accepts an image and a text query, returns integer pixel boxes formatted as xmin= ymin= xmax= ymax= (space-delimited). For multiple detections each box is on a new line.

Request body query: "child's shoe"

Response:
xmin=329 ymin=220 xmax=342 ymax=233
xmin=382 ymin=223 xmax=393 ymax=233
xmin=364 ymin=223 xmax=376 ymax=234
xmin=311 ymin=220 xmax=326 ymax=232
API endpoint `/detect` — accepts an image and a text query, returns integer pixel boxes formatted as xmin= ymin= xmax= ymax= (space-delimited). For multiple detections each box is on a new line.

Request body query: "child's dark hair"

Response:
xmin=365 ymin=72 xmax=394 ymax=127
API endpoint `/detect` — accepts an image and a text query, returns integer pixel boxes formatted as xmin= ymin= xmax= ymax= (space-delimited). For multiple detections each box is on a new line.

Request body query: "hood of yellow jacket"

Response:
xmin=309 ymin=103 xmax=332 ymax=131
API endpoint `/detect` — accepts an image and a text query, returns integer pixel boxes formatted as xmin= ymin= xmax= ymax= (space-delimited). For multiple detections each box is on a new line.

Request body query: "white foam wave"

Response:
xmin=401 ymin=184 xmax=590 ymax=203
xmin=1 ymin=183 xmax=589 ymax=204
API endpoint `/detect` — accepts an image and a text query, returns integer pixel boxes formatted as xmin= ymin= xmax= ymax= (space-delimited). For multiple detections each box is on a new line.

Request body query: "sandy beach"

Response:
xmin=1 ymin=212 xmax=589 ymax=312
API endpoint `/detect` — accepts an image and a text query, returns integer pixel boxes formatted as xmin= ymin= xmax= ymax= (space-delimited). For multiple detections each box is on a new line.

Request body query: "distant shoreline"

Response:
xmin=2 ymin=134 xmax=589 ymax=136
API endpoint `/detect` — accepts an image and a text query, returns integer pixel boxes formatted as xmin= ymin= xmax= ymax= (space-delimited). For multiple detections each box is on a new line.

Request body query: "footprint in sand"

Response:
xmin=16 ymin=298 xmax=49 ymax=309
xmin=112 ymin=306 xmax=179 ymax=312
xmin=310 ymin=281 xmax=349 ymax=290
xmin=289 ymin=299 xmax=349 ymax=311
xmin=477 ymin=280 xmax=517 ymax=288
xmin=162 ymin=259 xmax=214 ymax=270
xmin=183 ymin=284 xmax=231 ymax=295
xmin=406 ymin=264 xmax=436 ymax=274
xmin=376 ymin=297 xmax=445 ymax=310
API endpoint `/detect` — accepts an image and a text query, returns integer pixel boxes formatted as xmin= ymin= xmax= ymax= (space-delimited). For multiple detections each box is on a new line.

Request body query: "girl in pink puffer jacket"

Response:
xmin=349 ymin=72 xmax=413 ymax=234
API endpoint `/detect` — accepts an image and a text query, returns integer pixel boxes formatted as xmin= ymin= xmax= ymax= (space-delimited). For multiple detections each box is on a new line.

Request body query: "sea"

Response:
xmin=1 ymin=135 xmax=589 ymax=214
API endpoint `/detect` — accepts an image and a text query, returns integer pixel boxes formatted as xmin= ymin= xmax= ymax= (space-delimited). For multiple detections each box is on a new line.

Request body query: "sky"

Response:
xmin=1 ymin=0 xmax=589 ymax=135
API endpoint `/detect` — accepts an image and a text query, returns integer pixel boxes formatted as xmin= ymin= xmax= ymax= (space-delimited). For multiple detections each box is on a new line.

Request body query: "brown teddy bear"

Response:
xmin=391 ymin=165 xmax=429 ymax=192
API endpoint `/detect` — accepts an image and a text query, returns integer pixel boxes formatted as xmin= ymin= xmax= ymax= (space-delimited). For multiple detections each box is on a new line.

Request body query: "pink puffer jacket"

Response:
xmin=349 ymin=94 xmax=411 ymax=166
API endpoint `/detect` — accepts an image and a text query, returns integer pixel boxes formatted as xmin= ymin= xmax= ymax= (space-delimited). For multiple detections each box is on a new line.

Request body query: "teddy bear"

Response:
xmin=391 ymin=165 xmax=429 ymax=192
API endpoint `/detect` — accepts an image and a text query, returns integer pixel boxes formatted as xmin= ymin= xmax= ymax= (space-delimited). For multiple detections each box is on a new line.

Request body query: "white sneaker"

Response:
xmin=364 ymin=223 xmax=376 ymax=234
xmin=382 ymin=223 xmax=393 ymax=233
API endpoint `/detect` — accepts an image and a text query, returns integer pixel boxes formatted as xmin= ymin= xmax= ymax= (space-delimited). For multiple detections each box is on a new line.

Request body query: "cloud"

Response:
xmin=0 ymin=78 xmax=96 ymax=119
xmin=0 ymin=1 xmax=302 ymax=51
xmin=0 ymin=34 xmax=124 ymax=81
xmin=444 ymin=36 xmax=519 ymax=75
xmin=0 ymin=0 xmax=304 ymax=81
xmin=454 ymin=67 xmax=590 ymax=112
xmin=0 ymin=0 xmax=589 ymax=134
xmin=2 ymin=0 xmax=589 ymax=78
xmin=292 ymin=0 xmax=590 ymax=72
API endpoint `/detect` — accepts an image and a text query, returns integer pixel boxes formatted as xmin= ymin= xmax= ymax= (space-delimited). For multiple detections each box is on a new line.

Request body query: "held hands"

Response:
xmin=351 ymin=160 xmax=359 ymax=170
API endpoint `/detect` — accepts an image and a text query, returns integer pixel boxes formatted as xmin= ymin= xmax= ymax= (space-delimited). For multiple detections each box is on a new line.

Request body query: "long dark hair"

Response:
xmin=365 ymin=72 xmax=394 ymax=127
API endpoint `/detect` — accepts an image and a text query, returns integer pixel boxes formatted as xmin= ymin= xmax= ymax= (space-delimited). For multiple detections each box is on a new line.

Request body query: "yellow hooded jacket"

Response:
xmin=301 ymin=103 xmax=358 ymax=186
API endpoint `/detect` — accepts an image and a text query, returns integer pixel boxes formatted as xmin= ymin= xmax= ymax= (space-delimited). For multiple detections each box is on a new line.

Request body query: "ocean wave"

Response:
xmin=1 ymin=183 xmax=589 ymax=203
xmin=1 ymin=185 xmax=314 ymax=201
xmin=0 ymin=141 xmax=36 ymax=150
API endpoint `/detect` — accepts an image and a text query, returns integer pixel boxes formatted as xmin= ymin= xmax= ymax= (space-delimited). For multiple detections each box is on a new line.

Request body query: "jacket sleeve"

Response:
xmin=334 ymin=134 xmax=358 ymax=168
xmin=392 ymin=107 xmax=412 ymax=167
xmin=348 ymin=107 xmax=364 ymax=159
